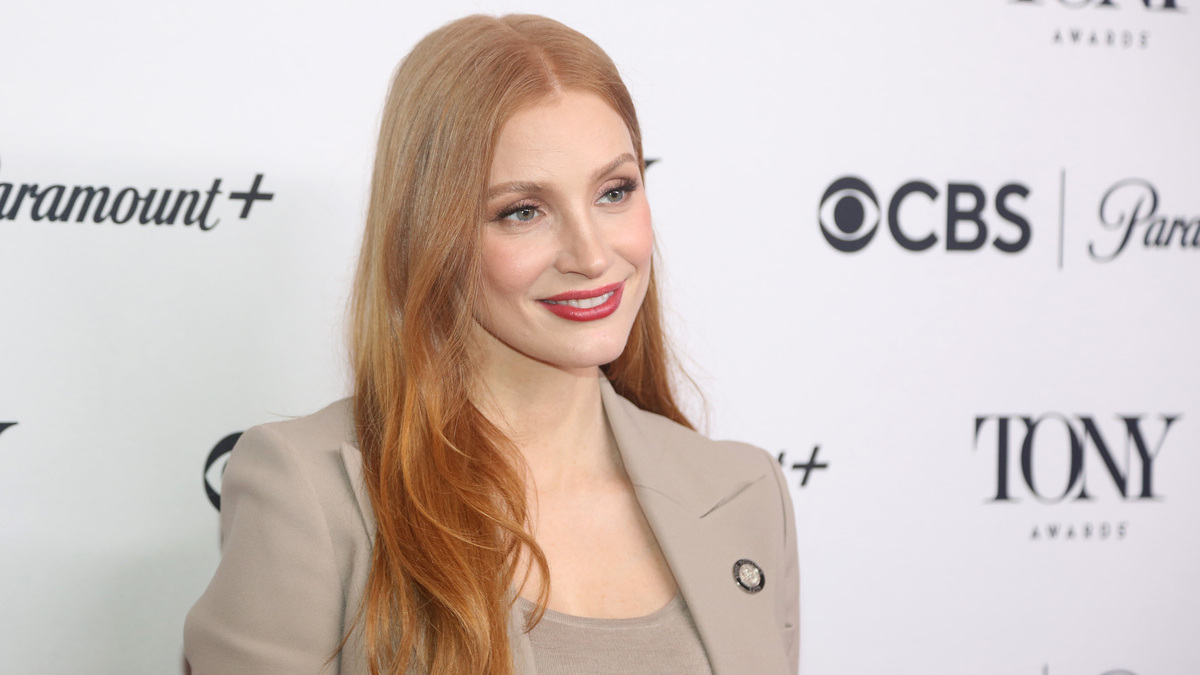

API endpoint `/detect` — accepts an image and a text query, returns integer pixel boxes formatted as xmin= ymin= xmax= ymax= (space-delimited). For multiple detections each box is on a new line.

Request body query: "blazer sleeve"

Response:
xmin=766 ymin=450 xmax=801 ymax=674
xmin=184 ymin=424 xmax=346 ymax=675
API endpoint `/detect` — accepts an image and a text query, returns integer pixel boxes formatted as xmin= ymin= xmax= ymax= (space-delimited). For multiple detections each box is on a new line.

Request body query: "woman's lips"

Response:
xmin=539 ymin=282 xmax=624 ymax=321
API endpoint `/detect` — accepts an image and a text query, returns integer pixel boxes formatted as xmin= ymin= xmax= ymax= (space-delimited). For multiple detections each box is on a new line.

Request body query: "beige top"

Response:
xmin=516 ymin=593 xmax=714 ymax=675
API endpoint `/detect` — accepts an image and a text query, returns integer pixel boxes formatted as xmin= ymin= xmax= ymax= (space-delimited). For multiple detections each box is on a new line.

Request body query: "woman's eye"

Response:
xmin=599 ymin=188 xmax=626 ymax=204
xmin=502 ymin=206 xmax=538 ymax=222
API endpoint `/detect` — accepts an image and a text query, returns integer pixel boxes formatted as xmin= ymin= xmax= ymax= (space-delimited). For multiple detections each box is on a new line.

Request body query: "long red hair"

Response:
xmin=349 ymin=14 xmax=691 ymax=674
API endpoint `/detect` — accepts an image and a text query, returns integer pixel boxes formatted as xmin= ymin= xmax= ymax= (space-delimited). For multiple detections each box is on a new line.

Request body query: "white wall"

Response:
xmin=1 ymin=1 xmax=1196 ymax=673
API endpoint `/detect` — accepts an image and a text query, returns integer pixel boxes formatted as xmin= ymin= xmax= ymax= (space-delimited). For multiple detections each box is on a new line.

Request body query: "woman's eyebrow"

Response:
xmin=486 ymin=153 xmax=638 ymax=200
xmin=487 ymin=181 xmax=544 ymax=199
xmin=589 ymin=152 xmax=637 ymax=182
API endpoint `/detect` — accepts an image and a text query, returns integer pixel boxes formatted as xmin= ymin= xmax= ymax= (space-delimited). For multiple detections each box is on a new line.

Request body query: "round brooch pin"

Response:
xmin=733 ymin=559 xmax=765 ymax=594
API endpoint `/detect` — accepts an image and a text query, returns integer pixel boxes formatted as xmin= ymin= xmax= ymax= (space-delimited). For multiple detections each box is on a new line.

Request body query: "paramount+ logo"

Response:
xmin=0 ymin=158 xmax=274 ymax=232
xmin=818 ymin=176 xmax=1031 ymax=254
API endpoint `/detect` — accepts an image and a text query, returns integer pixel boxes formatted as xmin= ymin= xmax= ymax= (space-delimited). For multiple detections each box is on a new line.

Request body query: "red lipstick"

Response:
xmin=539 ymin=282 xmax=624 ymax=322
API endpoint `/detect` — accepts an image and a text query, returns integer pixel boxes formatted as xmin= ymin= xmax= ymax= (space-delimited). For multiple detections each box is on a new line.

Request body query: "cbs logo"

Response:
xmin=204 ymin=432 xmax=242 ymax=510
xmin=818 ymin=176 xmax=1031 ymax=254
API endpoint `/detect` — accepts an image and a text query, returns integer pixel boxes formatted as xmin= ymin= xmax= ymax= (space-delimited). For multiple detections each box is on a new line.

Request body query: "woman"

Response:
xmin=185 ymin=14 xmax=798 ymax=675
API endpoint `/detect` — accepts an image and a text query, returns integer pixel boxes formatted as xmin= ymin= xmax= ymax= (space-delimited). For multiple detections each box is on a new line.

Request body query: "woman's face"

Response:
xmin=475 ymin=90 xmax=653 ymax=374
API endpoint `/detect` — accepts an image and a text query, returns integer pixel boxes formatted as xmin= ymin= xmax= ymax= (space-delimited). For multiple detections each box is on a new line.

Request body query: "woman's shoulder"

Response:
xmin=187 ymin=398 xmax=370 ymax=673
xmin=222 ymin=398 xmax=366 ymax=537
xmin=647 ymin=408 xmax=772 ymax=468
xmin=247 ymin=397 xmax=358 ymax=455
xmin=607 ymin=390 xmax=775 ymax=474
xmin=602 ymin=383 xmax=782 ymax=499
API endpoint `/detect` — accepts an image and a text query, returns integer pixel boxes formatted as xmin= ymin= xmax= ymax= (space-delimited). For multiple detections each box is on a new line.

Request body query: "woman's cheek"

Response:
xmin=623 ymin=201 xmax=655 ymax=269
xmin=480 ymin=234 xmax=544 ymax=297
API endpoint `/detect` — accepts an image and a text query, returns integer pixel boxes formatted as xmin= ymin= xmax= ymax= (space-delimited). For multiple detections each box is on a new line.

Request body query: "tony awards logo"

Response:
xmin=973 ymin=414 xmax=1180 ymax=541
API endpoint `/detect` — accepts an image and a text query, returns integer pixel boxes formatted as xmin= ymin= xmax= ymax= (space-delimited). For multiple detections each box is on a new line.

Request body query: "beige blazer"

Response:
xmin=185 ymin=378 xmax=800 ymax=674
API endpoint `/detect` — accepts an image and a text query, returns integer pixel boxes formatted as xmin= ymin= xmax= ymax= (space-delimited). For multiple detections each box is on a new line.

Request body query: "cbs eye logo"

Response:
xmin=818 ymin=177 xmax=881 ymax=252
xmin=204 ymin=432 xmax=242 ymax=510
xmin=818 ymin=175 xmax=1032 ymax=254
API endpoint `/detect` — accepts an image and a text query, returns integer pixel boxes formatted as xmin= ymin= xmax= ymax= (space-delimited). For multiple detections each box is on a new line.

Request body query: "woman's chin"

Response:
xmin=542 ymin=338 xmax=632 ymax=373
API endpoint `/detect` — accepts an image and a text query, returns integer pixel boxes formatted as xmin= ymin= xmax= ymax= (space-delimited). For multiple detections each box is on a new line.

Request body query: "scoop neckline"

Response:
xmin=515 ymin=591 xmax=684 ymax=628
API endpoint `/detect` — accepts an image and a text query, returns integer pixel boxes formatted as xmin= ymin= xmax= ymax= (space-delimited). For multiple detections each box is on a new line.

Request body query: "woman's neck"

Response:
xmin=473 ymin=342 xmax=622 ymax=493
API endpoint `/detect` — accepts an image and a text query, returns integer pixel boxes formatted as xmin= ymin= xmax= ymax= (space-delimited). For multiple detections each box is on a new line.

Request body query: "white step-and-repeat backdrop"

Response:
xmin=2 ymin=1 xmax=1196 ymax=673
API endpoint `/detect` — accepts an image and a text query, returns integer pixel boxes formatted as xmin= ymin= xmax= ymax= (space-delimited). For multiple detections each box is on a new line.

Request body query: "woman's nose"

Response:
xmin=556 ymin=211 xmax=613 ymax=278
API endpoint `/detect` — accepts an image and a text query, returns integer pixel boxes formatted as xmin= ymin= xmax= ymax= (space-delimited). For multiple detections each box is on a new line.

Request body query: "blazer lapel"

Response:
xmin=339 ymin=442 xmax=376 ymax=540
xmin=600 ymin=380 xmax=790 ymax=675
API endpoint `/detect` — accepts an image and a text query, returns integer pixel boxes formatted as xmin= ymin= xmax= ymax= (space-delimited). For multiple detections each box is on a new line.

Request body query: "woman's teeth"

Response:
xmin=545 ymin=291 xmax=614 ymax=309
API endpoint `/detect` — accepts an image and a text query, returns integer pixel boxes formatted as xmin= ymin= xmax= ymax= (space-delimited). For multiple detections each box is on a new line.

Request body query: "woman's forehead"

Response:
xmin=489 ymin=91 xmax=635 ymax=187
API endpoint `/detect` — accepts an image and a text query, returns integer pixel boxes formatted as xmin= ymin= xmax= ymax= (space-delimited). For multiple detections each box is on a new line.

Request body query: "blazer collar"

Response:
xmin=599 ymin=377 xmax=767 ymax=518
